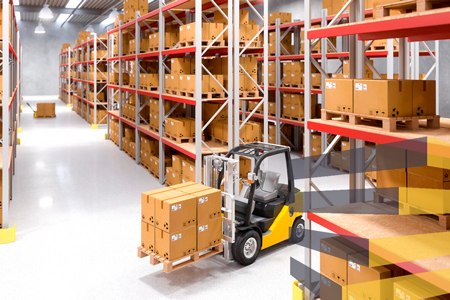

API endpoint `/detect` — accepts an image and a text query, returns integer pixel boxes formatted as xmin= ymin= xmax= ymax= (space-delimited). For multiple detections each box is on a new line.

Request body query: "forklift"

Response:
xmin=204 ymin=142 xmax=304 ymax=265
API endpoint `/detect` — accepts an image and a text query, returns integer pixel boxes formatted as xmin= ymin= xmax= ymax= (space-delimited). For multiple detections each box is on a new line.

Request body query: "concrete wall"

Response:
xmin=18 ymin=20 xmax=108 ymax=97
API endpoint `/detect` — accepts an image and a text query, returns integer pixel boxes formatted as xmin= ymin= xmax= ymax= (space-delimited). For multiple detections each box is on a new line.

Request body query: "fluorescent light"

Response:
xmin=56 ymin=13 xmax=70 ymax=23
xmin=35 ymin=22 xmax=45 ymax=34
xmin=16 ymin=12 xmax=20 ymax=20
xmin=13 ymin=0 xmax=19 ymax=5
xmin=65 ymin=0 xmax=83 ymax=9
xmin=86 ymin=24 xmax=94 ymax=32
xmin=39 ymin=4 xmax=53 ymax=19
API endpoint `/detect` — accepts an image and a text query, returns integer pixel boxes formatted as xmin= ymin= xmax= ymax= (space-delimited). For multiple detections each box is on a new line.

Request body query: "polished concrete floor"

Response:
xmin=0 ymin=97 xmax=353 ymax=299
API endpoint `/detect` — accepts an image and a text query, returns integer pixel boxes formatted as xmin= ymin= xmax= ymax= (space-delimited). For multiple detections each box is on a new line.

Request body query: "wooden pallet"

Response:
xmin=321 ymin=109 xmax=440 ymax=132
xmin=283 ymin=83 xmax=304 ymax=88
xmin=312 ymin=85 xmax=321 ymax=89
xmin=164 ymin=89 xmax=181 ymax=96
xmin=148 ymin=47 xmax=160 ymax=52
xmin=150 ymin=169 xmax=159 ymax=180
xmin=149 ymin=125 xmax=159 ymax=133
xmin=374 ymin=191 xmax=450 ymax=229
xmin=179 ymin=39 xmax=226 ymax=48
xmin=137 ymin=242 xmax=224 ymax=273
xmin=123 ymin=115 xmax=136 ymax=122
xmin=268 ymin=82 xmax=277 ymax=87
xmin=139 ymin=85 xmax=159 ymax=92
xmin=123 ymin=149 xmax=135 ymax=160
xmin=140 ymin=161 xmax=151 ymax=172
xmin=239 ymin=91 xmax=258 ymax=98
xmin=239 ymin=40 xmax=261 ymax=47
xmin=376 ymin=0 xmax=450 ymax=18
xmin=282 ymin=115 xmax=304 ymax=121
xmin=328 ymin=164 xmax=350 ymax=173
xmin=129 ymin=84 xmax=136 ymax=88
xmin=368 ymin=44 xmax=400 ymax=51
xmin=164 ymin=133 xmax=196 ymax=143
xmin=211 ymin=136 xmax=229 ymax=146
xmin=35 ymin=115 xmax=56 ymax=118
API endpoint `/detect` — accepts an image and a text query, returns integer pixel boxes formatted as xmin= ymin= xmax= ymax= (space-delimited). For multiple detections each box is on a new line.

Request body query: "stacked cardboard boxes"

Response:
xmin=324 ymin=78 xmax=436 ymax=117
xmin=139 ymin=135 xmax=159 ymax=167
xmin=88 ymin=108 xmax=107 ymax=124
xmin=179 ymin=22 xmax=224 ymax=43
xmin=323 ymin=0 xmax=373 ymax=16
xmin=268 ymin=12 xmax=292 ymax=25
xmin=123 ymin=0 xmax=148 ymax=22
xmin=320 ymin=236 xmax=404 ymax=300
xmin=141 ymin=182 xmax=222 ymax=261
xmin=36 ymin=103 xmax=56 ymax=118
xmin=210 ymin=119 xmax=261 ymax=143
xmin=110 ymin=119 xmax=120 ymax=144
xmin=122 ymin=103 xmax=150 ymax=121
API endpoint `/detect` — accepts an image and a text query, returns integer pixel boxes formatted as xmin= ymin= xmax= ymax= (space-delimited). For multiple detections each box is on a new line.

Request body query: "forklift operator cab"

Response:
xmin=218 ymin=142 xmax=304 ymax=266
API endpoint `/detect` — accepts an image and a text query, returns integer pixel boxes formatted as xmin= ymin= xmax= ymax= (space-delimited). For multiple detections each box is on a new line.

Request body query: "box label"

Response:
xmin=349 ymin=260 xmax=356 ymax=269
xmin=395 ymin=288 xmax=405 ymax=300
xmin=199 ymin=197 xmax=208 ymax=204
xmin=171 ymin=233 xmax=182 ymax=242
xmin=355 ymin=83 xmax=363 ymax=91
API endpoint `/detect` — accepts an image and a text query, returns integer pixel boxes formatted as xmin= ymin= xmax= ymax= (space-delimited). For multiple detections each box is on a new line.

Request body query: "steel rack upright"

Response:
xmin=1 ymin=0 xmax=22 ymax=232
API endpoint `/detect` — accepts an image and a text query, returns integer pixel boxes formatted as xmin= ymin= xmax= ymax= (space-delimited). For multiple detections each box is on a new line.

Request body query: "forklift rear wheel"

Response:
xmin=289 ymin=218 xmax=305 ymax=243
xmin=232 ymin=230 xmax=261 ymax=266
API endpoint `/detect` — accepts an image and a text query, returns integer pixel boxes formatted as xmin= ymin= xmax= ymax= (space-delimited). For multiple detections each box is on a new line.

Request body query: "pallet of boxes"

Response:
xmin=324 ymin=62 xmax=440 ymax=132
xmin=35 ymin=103 xmax=56 ymax=118
xmin=139 ymin=182 xmax=223 ymax=273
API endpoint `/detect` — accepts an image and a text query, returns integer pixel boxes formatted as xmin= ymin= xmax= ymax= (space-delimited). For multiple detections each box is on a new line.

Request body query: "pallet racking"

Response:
xmin=298 ymin=2 xmax=449 ymax=300
xmin=1 ymin=1 xmax=22 ymax=230
xmin=106 ymin=0 xmax=267 ymax=186
xmin=71 ymin=34 xmax=109 ymax=128
xmin=59 ymin=47 xmax=72 ymax=106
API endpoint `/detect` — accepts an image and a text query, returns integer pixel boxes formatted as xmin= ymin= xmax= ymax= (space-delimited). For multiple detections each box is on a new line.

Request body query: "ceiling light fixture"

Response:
xmin=35 ymin=22 xmax=45 ymax=34
xmin=86 ymin=24 xmax=94 ymax=32
xmin=39 ymin=4 xmax=53 ymax=19
xmin=108 ymin=8 xmax=118 ymax=21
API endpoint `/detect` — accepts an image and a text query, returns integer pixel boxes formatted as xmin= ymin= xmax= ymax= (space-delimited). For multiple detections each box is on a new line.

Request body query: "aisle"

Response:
xmin=0 ymin=97 xmax=306 ymax=300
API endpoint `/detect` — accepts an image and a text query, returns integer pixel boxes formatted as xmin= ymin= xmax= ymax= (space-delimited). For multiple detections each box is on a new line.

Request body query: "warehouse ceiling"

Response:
xmin=15 ymin=0 xmax=159 ymax=26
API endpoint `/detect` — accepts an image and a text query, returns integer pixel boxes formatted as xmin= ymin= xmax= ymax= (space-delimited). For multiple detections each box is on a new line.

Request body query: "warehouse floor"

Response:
xmin=0 ymin=97 xmax=359 ymax=299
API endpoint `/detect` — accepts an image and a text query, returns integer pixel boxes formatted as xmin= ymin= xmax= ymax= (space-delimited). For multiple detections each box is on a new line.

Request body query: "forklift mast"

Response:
xmin=203 ymin=155 xmax=239 ymax=262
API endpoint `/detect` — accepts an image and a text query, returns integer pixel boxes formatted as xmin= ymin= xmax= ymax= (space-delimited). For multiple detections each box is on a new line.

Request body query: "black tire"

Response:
xmin=289 ymin=217 xmax=305 ymax=243
xmin=232 ymin=230 xmax=261 ymax=266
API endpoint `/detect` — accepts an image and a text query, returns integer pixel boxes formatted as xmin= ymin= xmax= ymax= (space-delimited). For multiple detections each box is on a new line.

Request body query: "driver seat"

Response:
xmin=254 ymin=170 xmax=281 ymax=204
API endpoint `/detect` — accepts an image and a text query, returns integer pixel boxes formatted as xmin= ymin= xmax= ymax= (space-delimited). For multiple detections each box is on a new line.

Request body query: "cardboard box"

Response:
xmin=141 ymin=221 xmax=155 ymax=252
xmin=330 ymin=151 xmax=342 ymax=168
xmin=377 ymin=169 xmax=407 ymax=200
xmin=182 ymin=159 xmax=196 ymax=182
xmin=168 ymin=182 xmax=198 ymax=190
xmin=172 ymin=155 xmax=185 ymax=175
xmin=141 ymin=187 xmax=173 ymax=224
xmin=320 ymin=236 xmax=365 ymax=286
xmin=325 ymin=79 xmax=354 ymax=112
xmin=320 ymin=274 xmax=344 ymax=300
xmin=189 ymin=187 xmax=222 ymax=224
xmin=408 ymin=166 xmax=450 ymax=182
xmin=347 ymin=252 xmax=393 ymax=300
xmin=179 ymin=22 xmax=224 ymax=41
xmin=154 ymin=192 xmax=196 ymax=233
xmin=155 ymin=226 xmax=197 ymax=261
xmin=407 ymin=173 xmax=450 ymax=190
xmin=412 ymin=80 xmax=436 ymax=116
xmin=198 ymin=217 xmax=222 ymax=250
xmin=393 ymin=279 xmax=448 ymax=300
xmin=268 ymin=12 xmax=292 ymax=24
xmin=354 ymin=80 xmax=413 ymax=117
xmin=171 ymin=58 xmax=191 ymax=75
xmin=166 ymin=166 xmax=182 ymax=186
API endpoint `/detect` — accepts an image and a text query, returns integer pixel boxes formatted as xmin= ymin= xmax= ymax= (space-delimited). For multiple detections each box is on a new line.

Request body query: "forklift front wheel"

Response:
xmin=289 ymin=218 xmax=305 ymax=243
xmin=232 ymin=230 xmax=261 ymax=266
